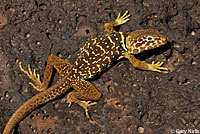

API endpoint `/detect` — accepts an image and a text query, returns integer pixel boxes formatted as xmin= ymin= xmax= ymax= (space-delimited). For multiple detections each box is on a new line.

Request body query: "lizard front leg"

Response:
xmin=19 ymin=54 xmax=72 ymax=91
xmin=104 ymin=10 xmax=131 ymax=33
xmin=124 ymin=52 xmax=168 ymax=73
xmin=66 ymin=79 xmax=102 ymax=119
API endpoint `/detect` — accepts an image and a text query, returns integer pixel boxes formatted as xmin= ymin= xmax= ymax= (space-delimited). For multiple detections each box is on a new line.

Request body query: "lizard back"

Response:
xmin=71 ymin=32 xmax=128 ymax=79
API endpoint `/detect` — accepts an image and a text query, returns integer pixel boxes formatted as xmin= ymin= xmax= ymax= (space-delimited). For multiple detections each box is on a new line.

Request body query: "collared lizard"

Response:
xmin=3 ymin=11 xmax=168 ymax=134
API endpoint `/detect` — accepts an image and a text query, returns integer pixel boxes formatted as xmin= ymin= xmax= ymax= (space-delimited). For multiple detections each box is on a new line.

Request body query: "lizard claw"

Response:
xmin=115 ymin=10 xmax=131 ymax=25
xmin=67 ymin=101 xmax=72 ymax=108
xmin=80 ymin=101 xmax=97 ymax=119
xmin=148 ymin=61 xmax=168 ymax=73
xmin=66 ymin=95 xmax=97 ymax=119
xmin=80 ymin=101 xmax=97 ymax=107
xmin=19 ymin=62 xmax=42 ymax=91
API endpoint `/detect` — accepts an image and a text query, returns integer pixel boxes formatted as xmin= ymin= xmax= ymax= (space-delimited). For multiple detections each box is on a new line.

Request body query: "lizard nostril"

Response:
xmin=161 ymin=37 xmax=167 ymax=42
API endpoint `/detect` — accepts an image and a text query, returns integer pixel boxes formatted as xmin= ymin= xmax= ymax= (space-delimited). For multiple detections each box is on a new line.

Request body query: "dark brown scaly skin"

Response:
xmin=71 ymin=32 xmax=128 ymax=79
xmin=3 ymin=11 xmax=168 ymax=134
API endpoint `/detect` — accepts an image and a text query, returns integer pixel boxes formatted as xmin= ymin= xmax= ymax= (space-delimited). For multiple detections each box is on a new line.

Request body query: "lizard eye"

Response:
xmin=147 ymin=36 xmax=154 ymax=41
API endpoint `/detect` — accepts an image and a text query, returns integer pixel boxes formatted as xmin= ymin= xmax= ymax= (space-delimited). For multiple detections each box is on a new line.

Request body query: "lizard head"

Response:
xmin=126 ymin=29 xmax=167 ymax=54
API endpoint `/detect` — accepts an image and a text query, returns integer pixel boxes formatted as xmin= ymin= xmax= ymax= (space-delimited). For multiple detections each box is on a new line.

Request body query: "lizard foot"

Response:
xmin=115 ymin=10 xmax=131 ymax=25
xmin=66 ymin=93 xmax=97 ymax=119
xmin=148 ymin=61 xmax=168 ymax=73
xmin=67 ymin=100 xmax=97 ymax=119
xmin=19 ymin=62 xmax=42 ymax=91
xmin=79 ymin=101 xmax=97 ymax=119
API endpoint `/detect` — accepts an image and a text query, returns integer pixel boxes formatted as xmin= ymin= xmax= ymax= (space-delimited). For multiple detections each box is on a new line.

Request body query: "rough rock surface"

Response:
xmin=0 ymin=0 xmax=200 ymax=133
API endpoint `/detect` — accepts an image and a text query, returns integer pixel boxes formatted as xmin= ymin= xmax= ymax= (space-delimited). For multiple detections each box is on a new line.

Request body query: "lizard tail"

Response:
xmin=3 ymin=78 xmax=71 ymax=134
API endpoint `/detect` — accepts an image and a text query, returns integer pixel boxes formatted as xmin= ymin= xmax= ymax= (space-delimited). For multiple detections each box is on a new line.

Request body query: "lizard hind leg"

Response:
xmin=66 ymin=79 xmax=102 ymax=119
xmin=19 ymin=55 xmax=72 ymax=92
